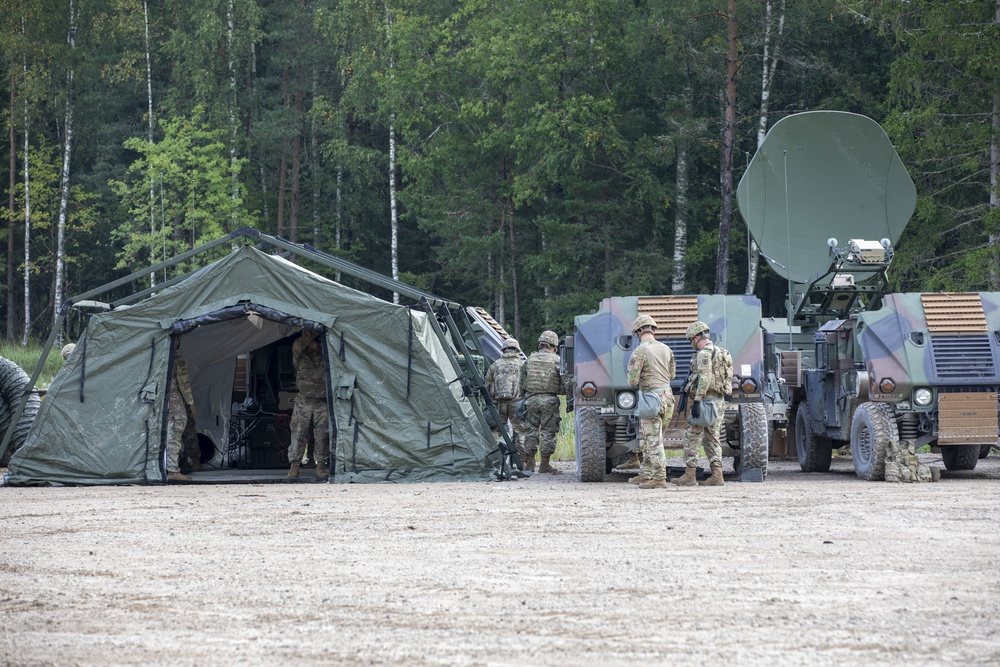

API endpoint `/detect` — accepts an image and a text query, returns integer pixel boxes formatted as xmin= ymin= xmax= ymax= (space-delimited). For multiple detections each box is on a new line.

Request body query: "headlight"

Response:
xmin=580 ymin=381 xmax=598 ymax=398
xmin=913 ymin=387 xmax=933 ymax=407
xmin=616 ymin=391 xmax=636 ymax=410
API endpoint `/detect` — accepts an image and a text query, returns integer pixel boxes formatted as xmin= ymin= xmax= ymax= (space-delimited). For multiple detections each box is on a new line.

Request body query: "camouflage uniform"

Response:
xmin=682 ymin=340 xmax=724 ymax=468
xmin=627 ymin=338 xmax=676 ymax=482
xmin=484 ymin=349 xmax=526 ymax=462
xmin=166 ymin=351 xmax=196 ymax=475
xmin=289 ymin=332 xmax=329 ymax=469
xmin=518 ymin=347 xmax=566 ymax=462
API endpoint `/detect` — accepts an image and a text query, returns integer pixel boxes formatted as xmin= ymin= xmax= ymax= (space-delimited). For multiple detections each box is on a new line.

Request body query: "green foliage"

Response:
xmin=108 ymin=106 xmax=251 ymax=277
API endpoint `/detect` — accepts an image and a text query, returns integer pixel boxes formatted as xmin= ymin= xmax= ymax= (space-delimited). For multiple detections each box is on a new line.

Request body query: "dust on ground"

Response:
xmin=2 ymin=454 xmax=999 ymax=667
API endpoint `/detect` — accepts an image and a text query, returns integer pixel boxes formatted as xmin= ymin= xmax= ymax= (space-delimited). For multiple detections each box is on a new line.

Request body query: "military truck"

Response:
xmin=739 ymin=110 xmax=1000 ymax=480
xmin=565 ymin=294 xmax=769 ymax=482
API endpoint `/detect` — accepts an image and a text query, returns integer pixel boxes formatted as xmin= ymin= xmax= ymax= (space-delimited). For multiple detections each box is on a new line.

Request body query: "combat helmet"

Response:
xmin=631 ymin=315 xmax=657 ymax=336
xmin=60 ymin=343 xmax=76 ymax=361
xmin=686 ymin=320 xmax=710 ymax=349
xmin=538 ymin=330 xmax=559 ymax=348
xmin=501 ymin=337 xmax=521 ymax=352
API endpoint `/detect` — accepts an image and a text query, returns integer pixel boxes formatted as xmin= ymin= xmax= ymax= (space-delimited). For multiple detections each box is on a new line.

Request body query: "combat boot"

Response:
xmin=699 ymin=462 xmax=725 ymax=486
xmin=638 ymin=478 xmax=667 ymax=489
xmin=619 ymin=451 xmax=641 ymax=470
xmin=671 ymin=465 xmax=698 ymax=486
xmin=287 ymin=462 xmax=301 ymax=479
xmin=522 ymin=455 xmax=536 ymax=474
xmin=167 ymin=471 xmax=191 ymax=482
xmin=538 ymin=454 xmax=560 ymax=474
xmin=628 ymin=475 xmax=649 ymax=485
xmin=189 ymin=461 xmax=204 ymax=473
xmin=315 ymin=462 xmax=329 ymax=477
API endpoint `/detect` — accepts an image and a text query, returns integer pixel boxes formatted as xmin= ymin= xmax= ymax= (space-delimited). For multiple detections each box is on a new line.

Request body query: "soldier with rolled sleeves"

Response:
xmin=484 ymin=337 xmax=527 ymax=466
xmin=166 ymin=338 xmax=196 ymax=482
xmin=673 ymin=320 xmax=725 ymax=487
xmin=626 ymin=315 xmax=676 ymax=489
xmin=287 ymin=329 xmax=330 ymax=479
xmin=518 ymin=330 xmax=568 ymax=474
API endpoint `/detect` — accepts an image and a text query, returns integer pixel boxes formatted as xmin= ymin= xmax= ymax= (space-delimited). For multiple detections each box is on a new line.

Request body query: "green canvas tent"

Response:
xmin=4 ymin=241 xmax=501 ymax=486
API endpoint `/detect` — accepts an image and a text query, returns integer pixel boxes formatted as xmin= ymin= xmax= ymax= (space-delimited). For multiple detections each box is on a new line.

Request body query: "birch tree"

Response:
xmin=53 ymin=0 xmax=78 ymax=340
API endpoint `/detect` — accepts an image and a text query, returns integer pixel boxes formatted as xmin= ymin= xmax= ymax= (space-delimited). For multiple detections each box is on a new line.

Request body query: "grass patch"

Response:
xmin=0 ymin=342 xmax=65 ymax=390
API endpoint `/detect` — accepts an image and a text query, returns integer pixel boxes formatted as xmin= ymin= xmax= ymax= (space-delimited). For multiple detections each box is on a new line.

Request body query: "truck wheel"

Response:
xmin=850 ymin=402 xmax=897 ymax=481
xmin=942 ymin=444 xmax=980 ymax=471
xmin=978 ymin=444 xmax=993 ymax=460
xmin=575 ymin=406 xmax=607 ymax=482
xmin=795 ymin=401 xmax=832 ymax=472
xmin=737 ymin=402 xmax=769 ymax=480
xmin=0 ymin=356 xmax=41 ymax=466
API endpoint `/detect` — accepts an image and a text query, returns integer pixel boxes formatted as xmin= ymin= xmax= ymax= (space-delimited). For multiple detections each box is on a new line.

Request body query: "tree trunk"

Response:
xmin=54 ymin=0 xmax=77 ymax=344
xmin=276 ymin=68 xmax=289 ymax=237
xmin=7 ymin=72 xmax=17 ymax=342
xmin=747 ymin=0 xmax=786 ymax=295
xmin=507 ymin=197 xmax=521 ymax=341
xmin=386 ymin=5 xmax=399 ymax=304
xmin=227 ymin=0 xmax=239 ymax=233
xmin=715 ymin=0 xmax=738 ymax=295
xmin=21 ymin=13 xmax=31 ymax=346
xmin=990 ymin=0 xmax=999 ymax=290
xmin=290 ymin=77 xmax=303 ymax=244
xmin=144 ymin=0 xmax=156 ymax=287
xmin=671 ymin=134 xmax=688 ymax=294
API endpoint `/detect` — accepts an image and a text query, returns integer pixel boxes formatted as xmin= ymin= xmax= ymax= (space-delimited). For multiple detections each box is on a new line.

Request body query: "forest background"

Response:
xmin=0 ymin=0 xmax=997 ymax=348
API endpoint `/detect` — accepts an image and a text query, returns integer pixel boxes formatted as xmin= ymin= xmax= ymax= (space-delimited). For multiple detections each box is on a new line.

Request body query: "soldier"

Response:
xmin=166 ymin=338 xmax=196 ymax=482
xmin=518 ymin=330 xmax=567 ymax=474
xmin=484 ymin=337 xmax=527 ymax=467
xmin=626 ymin=315 xmax=676 ymax=489
xmin=288 ymin=329 xmax=330 ymax=479
xmin=673 ymin=320 xmax=725 ymax=487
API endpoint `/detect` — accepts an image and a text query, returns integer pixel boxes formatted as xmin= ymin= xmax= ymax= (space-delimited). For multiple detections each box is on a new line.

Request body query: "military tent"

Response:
xmin=4 ymin=236 xmax=501 ymax=485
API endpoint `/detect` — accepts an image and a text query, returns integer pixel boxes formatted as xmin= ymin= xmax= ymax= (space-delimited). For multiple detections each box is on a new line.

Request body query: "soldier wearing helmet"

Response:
xmin=165 ymin=337 xmax=197 ymax=482
xmin=625 ymin=316 xmax=676 ymax=488
xmin=674 ymin=320 xmax=725 ymax=487
xmin=518 ymin=330 xmax=568 ymax=473
xmin=484 ymin=337 xmax=527 ymax=465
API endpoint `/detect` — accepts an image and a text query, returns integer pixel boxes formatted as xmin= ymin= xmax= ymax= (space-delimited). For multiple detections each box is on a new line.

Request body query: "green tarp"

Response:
xmin=5 ymin=247 xmax=497 ymax=485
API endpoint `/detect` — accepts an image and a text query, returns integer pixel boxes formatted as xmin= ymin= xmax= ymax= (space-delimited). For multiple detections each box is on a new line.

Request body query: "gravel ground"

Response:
xmin=2 ymin=453 xmax=999 ymax=667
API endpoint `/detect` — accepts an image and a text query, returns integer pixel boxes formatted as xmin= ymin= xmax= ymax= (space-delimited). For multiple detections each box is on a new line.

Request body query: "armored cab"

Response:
xmin=566 ymin=294 xmax=769 ymax=482
xmin=739 ymin=111 xmax=1000 ymax=479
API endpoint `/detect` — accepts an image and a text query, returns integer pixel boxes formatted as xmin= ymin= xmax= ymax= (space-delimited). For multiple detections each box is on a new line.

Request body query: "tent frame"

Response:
xmin=1 ymin=226 xmax=524 ymax=478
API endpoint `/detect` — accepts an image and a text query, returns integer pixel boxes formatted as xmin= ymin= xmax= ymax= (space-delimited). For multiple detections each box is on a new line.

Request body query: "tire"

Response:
xmin=942 ymin=444 xmax=980 ymax=471
xmin=737 ymin=402 xmax=769 ymax=480
xmin=850 ymin=402 xmax=897 ymax=481
xmin=795 ymin=401 xmax=832 ymax=473
xmin=0 ymin=356 xmax=41 ymax=466
xmin=978 ymin=444 xmax=993 ymax=460
xmin=575 ymin=406 xmax=607 ymax=482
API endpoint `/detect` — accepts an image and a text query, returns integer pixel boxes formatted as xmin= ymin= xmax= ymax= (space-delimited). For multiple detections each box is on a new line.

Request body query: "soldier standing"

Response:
xmin=287 ymin=329 xmax=330 ymax=479
xmin=484 ymin=338 xmax=527 ymax=467
xmin=166 ymin=339 xmax=196 ymax=482
xmin=518 ymin=330 xmax=567 ymax=474
xmin=673 ymin=320 xmax=725 ymax=487
xmin=626 ymin=315 xmax=676 ymax=489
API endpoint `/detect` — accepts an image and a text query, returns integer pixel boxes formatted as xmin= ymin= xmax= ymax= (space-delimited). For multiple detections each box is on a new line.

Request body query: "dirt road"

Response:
xmin=2 ymin=454 xmax=999 ymax=666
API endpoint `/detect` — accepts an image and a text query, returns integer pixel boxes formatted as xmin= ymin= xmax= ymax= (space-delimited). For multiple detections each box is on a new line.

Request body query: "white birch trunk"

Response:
xmin=746 ymin=0 xmax=786 ymax=295
xmin=21 ymin=13 xmax=30 ymax=346
xmin=144 ymin=0 xmax=156 ymax=287
xmin=54 ymin=0 xmax=77 ymax=343
xmin=227 ymin=0 xmax=239 ymax=232
xmin=386 ymin=5 xmax=399 ymax=303
xmin=991 ymin=0 xmax=999 ymax=289
xmin=671 ymin=137 xmax=688 ymax=294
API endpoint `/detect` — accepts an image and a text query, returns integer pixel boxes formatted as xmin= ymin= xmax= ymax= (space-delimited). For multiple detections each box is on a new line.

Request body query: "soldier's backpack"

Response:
xmin=492 ymin=363 xmax=520 ymax=401
xmin=711 ymin=346 xmax=734 ymax=397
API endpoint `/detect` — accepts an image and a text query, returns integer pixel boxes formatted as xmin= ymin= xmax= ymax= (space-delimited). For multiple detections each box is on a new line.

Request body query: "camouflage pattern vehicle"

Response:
xmin=565 ymin=294 xmax=769 ymax=482
xmin=739 ymin=111 xmax=1000 ymax=480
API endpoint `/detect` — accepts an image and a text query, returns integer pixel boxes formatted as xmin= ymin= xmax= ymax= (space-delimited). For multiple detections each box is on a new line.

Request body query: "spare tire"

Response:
xmin=0 ymin=356 xmax=41 ymax=465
